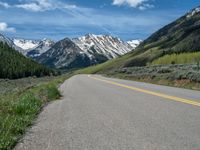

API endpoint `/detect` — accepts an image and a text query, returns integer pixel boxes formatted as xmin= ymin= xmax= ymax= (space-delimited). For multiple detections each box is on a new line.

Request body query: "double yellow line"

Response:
xmin=89 ymin=75 xmax=200 ymax=107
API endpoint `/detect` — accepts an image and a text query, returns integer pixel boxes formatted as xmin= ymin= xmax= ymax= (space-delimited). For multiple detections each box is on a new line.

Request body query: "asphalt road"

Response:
xmin=14 ymin=75 xmax=200 ymax=150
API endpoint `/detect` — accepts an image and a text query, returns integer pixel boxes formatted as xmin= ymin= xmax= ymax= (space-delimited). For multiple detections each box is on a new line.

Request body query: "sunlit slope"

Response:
xmin=78 ymin=6 xmax=200 ymax=74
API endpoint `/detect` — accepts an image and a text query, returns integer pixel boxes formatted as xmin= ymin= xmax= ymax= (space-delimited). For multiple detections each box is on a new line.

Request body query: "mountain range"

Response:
xmin=36 ymin=34 xmax=139 ymax=69
xmin=1 ymin=33 xmax=141 ymax=70
xmin=2 ymin=5 xmax=200 ymax=76
xmin=11 ymin=34 xmax=141 ymax=69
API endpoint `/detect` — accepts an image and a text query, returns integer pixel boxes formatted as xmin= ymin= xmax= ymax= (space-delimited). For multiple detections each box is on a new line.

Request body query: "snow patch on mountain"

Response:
xmin=27 ymin=39 xmax=55 ymax=58
xmin=187 ymin=7 xmax=200 ymax=18
xmin=13 ymin=39 xmax=40 ymax=50
xmin=72 ymin=34 xmax=133 ymax=60
xmin=37 ymin=34 xmax=138 ymax=69
xmin=127 ymin=40 xmax=142 ymax=49
xmin=13 ymin=38 xmax=55 ymax=57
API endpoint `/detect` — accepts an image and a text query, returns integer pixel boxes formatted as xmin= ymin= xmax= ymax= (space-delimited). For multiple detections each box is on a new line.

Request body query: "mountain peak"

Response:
xmin=36 ymin=34 xmax=136 ymax=69
xmin=127 ymin=40 xmax=142 ymax=49
xmin=186 ymin=6 xmax=200 ymax=18
xmin=13 ymin=38 xmax=40 ymax=50
xmin=13 ymin=38 xmax=55 ymax=58
xmin=72 ymin=34 xmax=134 ymax=60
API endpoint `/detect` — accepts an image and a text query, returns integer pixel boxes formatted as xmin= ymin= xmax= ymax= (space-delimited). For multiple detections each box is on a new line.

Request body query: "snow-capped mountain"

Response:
xmin=13 ymin=38 xmax=55 ymax=57
xmin=13 ymin=39 xmax=40 ymax=50
xmin=36 ymin=38 xmax=92 ymax=69
xmin=26 ymin=39 xmax=55 ymax=58
xmin=127 ymin=40 xmax=142 ymax=49
xmin=187 ymin=6 xmax=200 ymax=18
xmin=72 ymin=34 xmax=133 ymax=59
xmin=37 ymin=34 xmax=137 ymax=69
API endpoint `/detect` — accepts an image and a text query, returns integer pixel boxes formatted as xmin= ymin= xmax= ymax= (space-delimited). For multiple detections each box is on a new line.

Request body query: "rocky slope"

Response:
xmin=72 ymin=34 xmax=134 ymax=59
xmin=26 ymin=39 xmax=55 ymax=58
xmin=13 ymin=39 xmax=40 ymax=50
xmin=13 ymin=38 xmax=55 ymax=58
xmin=37 ymin=34 xmax=137 ymax=69
xmin=36 ymin=38 xmax=93 ymax=69
xmin=127 ymin=40 xmax=142 ymax=49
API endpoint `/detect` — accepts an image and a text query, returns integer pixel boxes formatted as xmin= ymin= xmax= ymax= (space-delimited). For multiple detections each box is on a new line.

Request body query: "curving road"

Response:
xmin=15 ymin=75 xmax=200 ymax=150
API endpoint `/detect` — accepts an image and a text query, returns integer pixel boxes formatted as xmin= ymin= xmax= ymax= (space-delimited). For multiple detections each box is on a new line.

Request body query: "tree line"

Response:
xmin=0 ymin=42 xmax=57 ymax=79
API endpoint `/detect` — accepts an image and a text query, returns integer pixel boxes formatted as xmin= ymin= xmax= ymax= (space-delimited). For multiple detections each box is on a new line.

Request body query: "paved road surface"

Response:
xmin=14 ymin=75 xmax=200 ymax=150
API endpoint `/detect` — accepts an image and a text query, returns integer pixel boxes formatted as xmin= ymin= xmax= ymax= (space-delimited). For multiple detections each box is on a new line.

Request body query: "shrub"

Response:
xmin=151 ymin=52 xmax=200 ymax=65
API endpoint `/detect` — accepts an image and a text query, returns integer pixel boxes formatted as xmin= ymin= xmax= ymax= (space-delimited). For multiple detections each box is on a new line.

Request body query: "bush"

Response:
xmin=151 ymin=52 xmax=200 ymax=65
xmin=117 ymin=64 xmax=200 ymax=83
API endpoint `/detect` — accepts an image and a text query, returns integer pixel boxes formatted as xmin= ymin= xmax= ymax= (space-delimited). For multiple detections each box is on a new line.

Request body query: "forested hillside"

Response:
xmin=0 ymin=42 xmax=55 ymax=79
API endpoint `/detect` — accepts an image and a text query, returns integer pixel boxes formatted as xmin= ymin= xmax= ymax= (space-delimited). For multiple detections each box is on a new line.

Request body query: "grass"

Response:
xmin=0 ymin=76 xmax=55 ymax=95
xmin=0 ymin=73 xmax=73 ymax=150
xmin=151 ymin=52 xmax=200 ymax=65
xmin=76 ymin=53 xmax=134 ymax=74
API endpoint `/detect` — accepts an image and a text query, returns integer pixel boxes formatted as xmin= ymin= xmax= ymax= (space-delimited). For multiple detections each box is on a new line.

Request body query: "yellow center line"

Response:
xmin=88 ymin=75 xmax=200 ymax=107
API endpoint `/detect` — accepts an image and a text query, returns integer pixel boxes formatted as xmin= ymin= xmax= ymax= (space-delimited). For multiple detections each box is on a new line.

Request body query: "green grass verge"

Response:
xmin=0 ymin=73 xmax=73 ymax=150
xmin=75 ymin=53 xmax=134 ymax=74
xmin=151 ymin=52 xmax=200 ymax=65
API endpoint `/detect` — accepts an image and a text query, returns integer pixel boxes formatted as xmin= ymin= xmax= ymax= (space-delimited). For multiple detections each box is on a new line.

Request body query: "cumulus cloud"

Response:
xmin=112 ymin=0 xmax=154 ymax=9
xmin=0 ymin=22 xmax=16 ymax=32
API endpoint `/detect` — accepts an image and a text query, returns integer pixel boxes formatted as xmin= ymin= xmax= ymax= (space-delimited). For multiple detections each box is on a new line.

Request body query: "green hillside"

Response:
xmin=0 ymin=42 xmax=55 ymax=79
xmin=78 ymin=6 xmax=200 ymax=74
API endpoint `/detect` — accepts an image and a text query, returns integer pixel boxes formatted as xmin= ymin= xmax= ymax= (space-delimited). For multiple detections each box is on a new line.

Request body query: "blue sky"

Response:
xmin=0 ymin=0 xmax=199 ymax=41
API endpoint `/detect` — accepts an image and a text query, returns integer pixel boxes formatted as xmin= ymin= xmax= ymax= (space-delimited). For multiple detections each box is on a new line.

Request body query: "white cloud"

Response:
xmin=0 ymin=2 xmax=10 ymax=8
xmin=112 ymin=0 xmax=146 ymax=7
xmin=112 ymin=0 xmax=154 ymax=9
xmin=0 ymin=22 xmax=16 ymax=32
xmin=16 ymin=3 xmax=43 ymax=11
xmin=15 ymin=0 xmax=79 ymax=12
xmin=139 ymin=4 xmax=154 ymax=10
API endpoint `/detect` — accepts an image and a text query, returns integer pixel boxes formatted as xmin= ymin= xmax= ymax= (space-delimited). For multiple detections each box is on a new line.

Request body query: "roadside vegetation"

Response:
xmin=0 ymin=73 xmax=73 ymax=150
xmin=0 ymin=76 xmax=56 ymax=95
xmin=151 ymin=52 xmax=200 ymax=65
xmin=78 ymin=62 xmax=200 ymax=90
xmin=113 ymin=64 xmax=200 ymax=90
